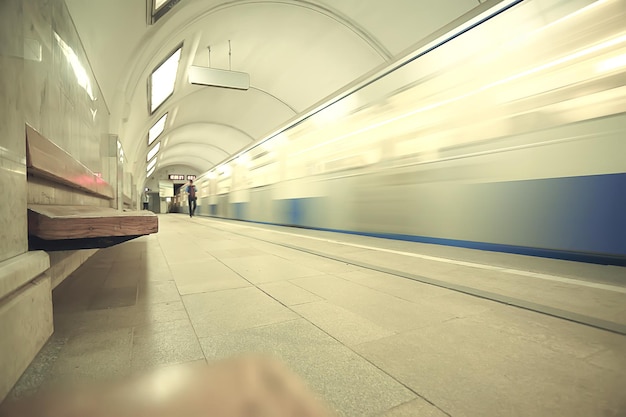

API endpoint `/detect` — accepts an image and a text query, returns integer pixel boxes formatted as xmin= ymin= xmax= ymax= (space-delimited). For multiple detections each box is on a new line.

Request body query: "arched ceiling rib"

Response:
xmin=156 ymin=155 xmax=211 ymax=172
xmin=158 ymin=143 xmax=226 ymax=172
xmin=65 ymin=0 xmax=482 ymax=189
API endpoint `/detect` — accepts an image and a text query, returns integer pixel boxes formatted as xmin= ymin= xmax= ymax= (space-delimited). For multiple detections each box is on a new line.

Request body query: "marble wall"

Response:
xmin=0 ymin=0 xmax=111 ymax=264
xmin=0 ymin=0 xmax=115 ymax=400
xmin=0 ymin=0 xmax=28 ymax=263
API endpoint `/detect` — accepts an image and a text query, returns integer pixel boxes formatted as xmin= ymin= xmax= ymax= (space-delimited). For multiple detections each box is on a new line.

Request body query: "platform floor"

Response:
xmin=7 ymin=214 xmax=626 ymax=416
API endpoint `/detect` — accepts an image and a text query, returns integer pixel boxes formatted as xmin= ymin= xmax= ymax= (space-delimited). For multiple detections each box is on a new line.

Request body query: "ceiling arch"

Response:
xmin=156 ymin=155 xmax=212 ymax=172
xmin=158 ymin=142 xmax=226 ymax=171
xmin=65 ymin=0 xmax=483 ymax=191
xmin=163 ymin=123 xmax=252 ymax=152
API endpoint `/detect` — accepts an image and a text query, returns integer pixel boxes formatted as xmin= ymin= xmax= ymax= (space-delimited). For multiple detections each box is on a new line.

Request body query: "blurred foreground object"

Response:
xmin=0 ymin=355 xmax=335 ymax=417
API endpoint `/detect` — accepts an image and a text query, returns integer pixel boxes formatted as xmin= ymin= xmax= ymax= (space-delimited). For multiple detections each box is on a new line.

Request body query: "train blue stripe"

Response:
xmin=209 ymin=173 xmax=626 ymax=266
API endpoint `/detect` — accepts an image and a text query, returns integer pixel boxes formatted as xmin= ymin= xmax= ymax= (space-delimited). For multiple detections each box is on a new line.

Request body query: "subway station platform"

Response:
xmin=6 ymin=214 xmax=626 ymax=417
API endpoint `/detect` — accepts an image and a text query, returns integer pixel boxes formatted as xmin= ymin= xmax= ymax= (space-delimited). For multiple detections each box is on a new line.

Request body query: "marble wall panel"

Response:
xmin=0 ymin=0 xmax=117 ymax=399
xmin=24 ymin=0 xmax=109 ymax=178
xmin=0 ymin=274 xmax=53 ymax=402
xmin=2 ymin=0 xmax=116 ymax=262
xmin=0 ymin=154 xmax=28 ymax=262
xmin=0 ymin=0 xmax=28 ymax=263
xmin=100 ymin=135 xmax=117 ymax=189
xmin=79 ymin=119 xmax=100 ymax=174
xmin=57 ymin=0 xmax=108 ymax=165
xmin=0 ymin=0 xmax=25 ymax=157
xmin=22 ymin=0 xmax=53 ymax=136
xmin=28 ymin=180 xmax=112 ymax=208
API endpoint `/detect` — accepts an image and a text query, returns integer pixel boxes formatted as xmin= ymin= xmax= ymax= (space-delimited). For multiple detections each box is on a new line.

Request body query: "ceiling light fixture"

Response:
xmin=189 ymin=41 xmax=249 ymax=90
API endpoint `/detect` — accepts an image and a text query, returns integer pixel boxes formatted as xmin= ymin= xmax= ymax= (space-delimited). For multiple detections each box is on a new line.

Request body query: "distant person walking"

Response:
xmin=143 ymin=191 xmax=149 ymax=210
xmin=186 ymin=180 xmax=197 ymax=217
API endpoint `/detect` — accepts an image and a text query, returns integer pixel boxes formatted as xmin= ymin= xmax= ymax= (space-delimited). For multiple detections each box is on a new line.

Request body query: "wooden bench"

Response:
xmin=26 ymin=125 xmax=158 ymax=250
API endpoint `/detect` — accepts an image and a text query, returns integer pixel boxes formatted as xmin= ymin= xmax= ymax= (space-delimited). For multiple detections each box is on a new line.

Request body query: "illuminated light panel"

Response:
xmin=147 ymin=141 xmax=161 ymax=162
xmin=154 ymin=0 xmax=168 ymax=10
xmin=150 ymin=47 xmax=182 ymax=113
xmin=54 ymin=32 xmax=95 ymax=101
xmin=147 ymin=166 xmax=156 ymax=177
xmin=188 ymin=66 xmax=250 ymax=90
xmin=147 ymin=157 xmax=157 ymax=172
xmin=148 ymin=113 xmax=168 ymax=145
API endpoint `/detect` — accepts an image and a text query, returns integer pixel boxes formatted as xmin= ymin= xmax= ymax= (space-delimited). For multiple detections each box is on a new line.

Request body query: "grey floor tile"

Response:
xmin=6 ymin=334 xmax=67 ymax=400
xmin=220 ymin=255 xmax=323 ymax=284
xmin=141 ymin=260 xmax=174 ymax=281
xmin=406 ymin=290 xmax=494 ymax=320
xmin=292 ymin=301 xmax=396 ymax=346
xmin=88 ymin=286 xmax=137 ymax=310
xmin=53 ymin=300 xmax=189 ymax=338
xmin=198 ymin=318 xmax=341 ymax=363
xmin=102 ymin=270 xmax=142 ymax=289
xmin=208 ymin=247 xmax=269 ymax=259
xmin=291 ymin=275 xmax=454 ymax=332
xmin=445 ymin=266 xmax=626 ymax=320
xmin=160 ymin=245 xmax=214 ymax=265
xmin=99 ymin=241 xmax=147 ymax=263
xmin=49 ymin=328 xmax=133 ymax=381
xmin=198 ymin=319 xmax=416 ymax=417
xmin=14 ymin=215 xmax=625 ymax=417
xmin=131 ymin=319 xmax=204 ymax=371
xmin=171 ymin=259 xmax=251 ymax=295
xmin=468 ymin=303 xmax=626 ymax=361
xmin=132 ymin=300 xmax=190 ymax=327
xmin=585 ymin=347 xmax=626 ymax=373
xmin=337 ymin=269 xmax=452 ymax=301
xmin=355 ymin=314 xmax=626 ymax=417
xmin=258 ymin=281 xmax=323 ymax=306
xmin=269 ymin=250 xmax=359 ymax=274
xmin=137 ymin=280 xmax=181 ymax=305
xmin=53 ymin=306 xmax=135 ymax=336
xmin=338 ymin=249 xmax=426 ymax=271
xmin=142 ymin=248 xmax=167 ymax=261
xmin=52 ymin=267 xmax=110 ymax=313
xmin=82 ymin=254 xmax=117 ymax=269
xmin=197 ymin=238 xmax=251 ymax=251
xmin=182 ymin=287 xmax=298 ymax=337
xmin=379 ymin=398 xmax=450 ymax=417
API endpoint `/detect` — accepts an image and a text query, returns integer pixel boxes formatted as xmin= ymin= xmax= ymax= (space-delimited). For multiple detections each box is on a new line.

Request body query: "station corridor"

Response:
xmin=4 ymin=214 xmax=625 ymax=417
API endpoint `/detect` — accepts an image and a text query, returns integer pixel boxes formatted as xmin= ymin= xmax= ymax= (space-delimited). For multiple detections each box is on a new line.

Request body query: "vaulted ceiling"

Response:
xmin=65 ymin=0 xmax=485 ymax=188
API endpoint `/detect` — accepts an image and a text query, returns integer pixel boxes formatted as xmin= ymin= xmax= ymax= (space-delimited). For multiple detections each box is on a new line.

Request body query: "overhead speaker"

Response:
xmin=188 ymin=65 xmax=250 ymax=90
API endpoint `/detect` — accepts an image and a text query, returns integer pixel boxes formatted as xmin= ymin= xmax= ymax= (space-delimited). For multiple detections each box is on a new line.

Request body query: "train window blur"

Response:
xmin=175 ymin=0 xmax=626 ymax=263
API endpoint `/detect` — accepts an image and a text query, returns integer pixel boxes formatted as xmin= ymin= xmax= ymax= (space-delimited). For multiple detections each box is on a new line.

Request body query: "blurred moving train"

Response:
xmin=172 ymin=0 xmax=626 ymax=266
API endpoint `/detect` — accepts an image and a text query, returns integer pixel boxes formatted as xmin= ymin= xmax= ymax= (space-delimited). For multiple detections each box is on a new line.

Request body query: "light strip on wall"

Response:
xmin=54 ymin=32 xmax=95 ymax=101
xmin=154 ymin=0 xmax=168 ymax=10
xmin=147 ymin=142 xmax=161 ymax=162
xmin=148 ymin=113 xmax=168 ymax=145
xmin=150 ymin=47 xmax=182 ymax=113
xmin=147 ymin=157 xmax=157 ymax=172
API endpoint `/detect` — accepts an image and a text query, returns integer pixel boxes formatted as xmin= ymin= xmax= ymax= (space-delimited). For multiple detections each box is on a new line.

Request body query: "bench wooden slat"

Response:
xmin=28 ymin=205 xmax=158 ymax=240
xmin=26 ymin=125 xmax=115 ymax=200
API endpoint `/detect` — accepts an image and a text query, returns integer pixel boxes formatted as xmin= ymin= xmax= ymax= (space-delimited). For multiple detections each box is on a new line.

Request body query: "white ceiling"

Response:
xmin=65 ymin=0 xmax=484 ymax=187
